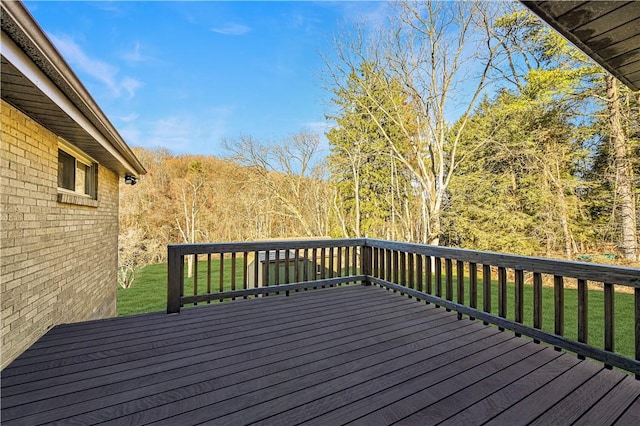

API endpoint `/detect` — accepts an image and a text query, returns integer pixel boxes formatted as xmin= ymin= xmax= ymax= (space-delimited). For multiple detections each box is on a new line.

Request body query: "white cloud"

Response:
xmin=211 ymin=23 xmax=251 ymax=36
xmin=48 ymin=33 xmax=141 ymax=99
xmin=128 ymin=106 xmax=234 ymax=154
xmin=305 ymin=121 xmax=332 ymax=133
xmin=117 ymin=112 xmax=140 ymax=123
xmin=122 ymin=41 xmax=147 ymax=64
xmin=121 ymin=77 xmax=142 ymax=98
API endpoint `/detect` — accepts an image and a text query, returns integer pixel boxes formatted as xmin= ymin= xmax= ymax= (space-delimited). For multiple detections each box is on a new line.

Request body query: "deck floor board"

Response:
xmin=2 ymin=284 xmax=639 ymax=425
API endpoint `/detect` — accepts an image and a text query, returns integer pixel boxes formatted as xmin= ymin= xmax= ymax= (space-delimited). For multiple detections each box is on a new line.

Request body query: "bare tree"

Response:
xmin=226 ymin=132 xmax=330 ymax=237
xmin=326 ymin=0 xmax=504 ymax=245
xmin=117 ymin=229 xmax=160 ymax=289
xmin=173 ymin=161 xmax=208 ymax=276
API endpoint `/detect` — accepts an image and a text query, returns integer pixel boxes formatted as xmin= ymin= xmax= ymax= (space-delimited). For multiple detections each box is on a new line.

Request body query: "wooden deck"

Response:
xmin=2 ymin=285 xmax=639 ymax=425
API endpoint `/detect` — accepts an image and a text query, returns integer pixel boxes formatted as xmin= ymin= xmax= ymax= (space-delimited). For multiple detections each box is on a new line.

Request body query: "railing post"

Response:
xmin=604 ymin=282 xmax=615 ymax=368
xmin=362 ymin=243 xmax=372 ymax=285
xmin=167 ymin=246 xmax=184 ymax=314
xmin=635 ymin=288 xmax=640 ymax=380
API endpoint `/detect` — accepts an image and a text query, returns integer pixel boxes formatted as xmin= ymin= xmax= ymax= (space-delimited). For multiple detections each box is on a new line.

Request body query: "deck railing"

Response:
xmin=168 ymin=238 xmax=640 ymax=377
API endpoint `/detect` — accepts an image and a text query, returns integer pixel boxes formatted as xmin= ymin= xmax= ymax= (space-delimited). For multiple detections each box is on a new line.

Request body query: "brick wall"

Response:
xmin=1 ymin=100 xmax=119 ymax=369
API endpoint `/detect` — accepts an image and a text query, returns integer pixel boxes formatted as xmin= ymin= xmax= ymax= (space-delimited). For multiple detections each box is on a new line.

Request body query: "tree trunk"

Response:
xmin=607 ymin=75 xmax=638 ymax=261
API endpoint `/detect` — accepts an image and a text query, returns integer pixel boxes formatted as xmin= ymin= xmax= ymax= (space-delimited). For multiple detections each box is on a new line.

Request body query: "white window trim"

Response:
xmin=58 ymin=137 xmax=94 ymax=166
xmin=57 ymin=138 xmax=99 ymax=204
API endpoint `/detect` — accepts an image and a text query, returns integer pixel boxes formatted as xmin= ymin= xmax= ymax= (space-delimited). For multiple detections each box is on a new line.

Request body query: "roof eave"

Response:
xmin=520 ymin=1 xmax=640 ymax=92
xmin=1 ymin=0 xmax=146 ymax=176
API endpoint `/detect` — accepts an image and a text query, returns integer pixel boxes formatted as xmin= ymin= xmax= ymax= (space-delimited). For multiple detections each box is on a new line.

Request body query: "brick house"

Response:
xmin=1 ymin=1 xmax=146 ymax=368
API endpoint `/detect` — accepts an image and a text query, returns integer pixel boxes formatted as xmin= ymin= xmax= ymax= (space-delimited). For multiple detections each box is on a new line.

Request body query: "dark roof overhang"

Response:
xmin=521 ymin=1 xmax=640 ymax=91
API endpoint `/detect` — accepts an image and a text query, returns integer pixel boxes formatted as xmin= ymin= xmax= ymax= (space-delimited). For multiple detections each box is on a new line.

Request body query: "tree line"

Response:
xmin=118 ymin=1 xmax=638 ymax=287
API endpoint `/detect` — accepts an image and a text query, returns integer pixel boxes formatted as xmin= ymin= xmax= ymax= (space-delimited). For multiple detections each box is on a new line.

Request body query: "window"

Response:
xmin=57 ymin=141 xmax=98 ymax=200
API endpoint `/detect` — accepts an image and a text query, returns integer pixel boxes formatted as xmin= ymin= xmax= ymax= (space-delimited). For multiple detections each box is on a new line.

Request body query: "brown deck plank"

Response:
xmin=394 ymin=347 xmax=564 ymax=425
xmin=1 ymin=288 xmax=432 ymax=408
xmin=615 ymin=394 xmax=640 ymax=424
xmin=6 ymin=285 xmax=372 ymax=364
xmin=2 ymin=287 xmax=398 ymax=378
xmin=573 ymin=375 xmax=640 ymax=425
xmin=2 ymin=287 xmax=404 ymax=382
xmin=326 ymin=342 xmax=548 ymax=426
xmin=484 ymin=359 xmax=603 ymax=425
xmin=6 ymin=305 xmax=462 ymax=424
xmin=438 ymin=352 xmax=583 ymax=425
xmin=259 ymin=333 xmax=521 ymax=426
xmin=529 ymin=367 xmax=628 ymax=425
xmin=2 ymin=284 xmax=639 ymax=426
xmin=98 ymin=322 xmax=504 ymax=425
xmin=222 ymin=327 xmax=507 ymax=426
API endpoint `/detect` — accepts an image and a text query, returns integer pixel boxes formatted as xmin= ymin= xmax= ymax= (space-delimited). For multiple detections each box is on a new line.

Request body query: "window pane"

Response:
xmin=76 ymin=163 xmax=86 ymax=194
xmin=85 ymin=164 xmax=97 ymax=199
xmin=58 ymin=149 xmax=75 ymax=190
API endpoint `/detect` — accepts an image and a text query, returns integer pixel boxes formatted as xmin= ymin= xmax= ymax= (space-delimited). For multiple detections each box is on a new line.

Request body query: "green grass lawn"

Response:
xmin=420 ymin=275 xmax=636 ymax=360
xmin=118 ymin=261 xmax=636 ymax=359
xmin=117 ymin=259 xmax=244 ymax=316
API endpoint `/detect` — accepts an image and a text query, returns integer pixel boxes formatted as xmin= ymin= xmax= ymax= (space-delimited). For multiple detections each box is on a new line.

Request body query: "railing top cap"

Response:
xmin=167 ymin=238 xmax=639 ymax=287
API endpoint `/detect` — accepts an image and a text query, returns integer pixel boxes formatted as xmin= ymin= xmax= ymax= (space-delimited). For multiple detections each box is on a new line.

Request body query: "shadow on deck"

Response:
xmin=2 ymin=284 xmax=639 ymax=425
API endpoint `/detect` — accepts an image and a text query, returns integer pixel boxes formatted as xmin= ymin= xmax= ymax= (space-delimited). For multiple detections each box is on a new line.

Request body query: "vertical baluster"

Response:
xmin=482 ymin=265 xmax=491 ymax=325
xmin=635 ymin=288 xmax=640 ymax=379
xmin=408 ymin=252 xmax=415 ymax=291
xmin=386 ymin=249 xmax=392 ymax=282
xmin=352 ymin=245 xmax=357 ymax=278
xmin=219 ymin=253 xmax=224 ymax=302
xmin=243 ymin=252 xmax=248 ymax=299
xmin=533 ymin=272 xmax=542 ymax=342
xmin=274 ymin=249 xmax=280 ymax=287
xmin=329 ymin=247 xmax=334 ymax=279
xmin=373 ymin=247 xmax=379 ymax=278
xmin=321 ymin=247 xmax=327 ymax=283
xmin=304 ymin=248 xmax=310 ymax=281
xmin=554 ymin=275 xmax=565 ymax=350
xmin=604 ymin=282 xmax=615 ymax=368
xmin=207 ymin=253 xmax=212 ymax=304
xmin=577 ymin=278 xmax=588 ymax=359
xmin=335 ymin=247 xmax=341 ymax=279
xmin=456 ymin=260 xmax=464 ymax=320
xmin=361 ymin=245 xmax=371 ymax=285
xmin=400 ymin=251 xmax=407 ymax=289
xmin=514 ymin=269 xmax=524 ymax=336
xmin=253 ymin=251 xmax=259 ymax=290
xmin=498 ymin=267 xmax=507 ymax=330
xmin=294 ymin=248 xmax=300 ymax=284
xmin=469 ymin=262 xmax=477 ymax=320
xmin=435 ymin=257 xmax=442 ymax=306
xmin=285 ymin=249 xmax=290 ymax=285
xmin=445 ymin=258 xmax=453 ymax=311
xmin=393 ymin=250 xmax=399 ymax=288
xmin=343 ymin=247 xmax=349 ymax=277
xmin=263 ymin=250 xmax=270 ymax=293
xmin=426 ymin=256 xmax=432 ymax=300
xmin=231 ymin=252 xmax=236 ymax=300
xmin=416 ymin=254 xmax=423 ymax=293
xmin=193 ymin=254 xmax=198 ymax=306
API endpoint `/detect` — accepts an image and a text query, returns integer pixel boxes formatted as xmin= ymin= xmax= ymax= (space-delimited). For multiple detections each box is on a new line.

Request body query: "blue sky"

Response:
xmin=25 ymin=1 xmax=389 ymax=157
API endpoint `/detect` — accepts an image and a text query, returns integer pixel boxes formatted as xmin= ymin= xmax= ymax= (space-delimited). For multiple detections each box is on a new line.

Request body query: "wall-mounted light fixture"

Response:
xmin=124 ymin=175 xmax=137 ymax=185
